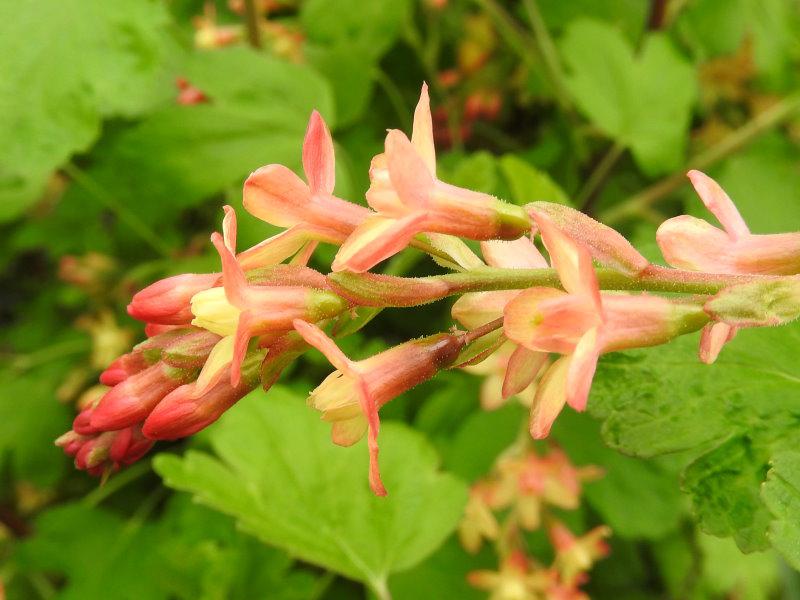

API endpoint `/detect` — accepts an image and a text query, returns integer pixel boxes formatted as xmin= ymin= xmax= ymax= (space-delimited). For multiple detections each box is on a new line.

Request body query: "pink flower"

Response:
xmin=241 ymin=111 xmax=370 ymax=268
xmin=292 ymin=319 xmax=463 ymax=496
xmin=656 ymin=170 xmax=800 ymax=362
xmin=332 ymin=84 xmax=531 ymax=272
xmin=190 ymin=206 xmax=347 ymax=392
xmin=504 ymin=211 xmax=707 ymax=438
xmin=657 ymin=170 xmax=800 ymax=276
xmin=454 ymin=237 xmax=550 ymax=409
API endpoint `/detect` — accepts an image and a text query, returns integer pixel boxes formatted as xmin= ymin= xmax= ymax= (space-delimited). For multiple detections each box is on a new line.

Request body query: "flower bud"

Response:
xmin=90 ymin=362 xmax=197 ymax=431
xmin=528 ymin=201 xmax=649 ymax=276
xmin=127 ymin=273 xmax=219 ymax=325
xmin=327 ymin=271 xmax=451 ymax=307
xmin=142 ymin=352 xmax=262 ymax=439
xmin=704 ymin=278 xmax=800 ymax=327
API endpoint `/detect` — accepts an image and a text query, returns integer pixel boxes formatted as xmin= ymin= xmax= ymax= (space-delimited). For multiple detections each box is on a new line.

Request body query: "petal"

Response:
xmin=211 ymin=232 xmax=248 ymax=307
xmin=531 ymin=210 xmax=601 ymax=310
xmin=330 ymin=415 xmax=368 ymax=446
xmin=502 ymin=345 xmax=549 ymax=399
xmin=699 ymin=322 xmax=735 ymax=364
xmin=243 ymin=164 xmax=312 ymax=228
xmin=530 ymin=355 xmax=570 ymax=439
xmin=385 ymin=130 xmax=434 ymax=209
xmin=194 ymin=335 xmax=235 ymax=396
xmin=656 ymin=215 xmax=738 ymax=272
xmin=292 ymin=319 xmax=352 ymax=372
xmin=230 ymin=310 xmax=255 ymax=387
xmin=289 ymin=240 xmax=318 ymax=266
xmin=481 ymin=237 xmax=548 ymax=269
xmin=355 ymin=377 xmax=387 ymax=496
xmin=332 ymin=213 xmax=426 ymax=273
xmin=565 ymin=327 xmax=601 ymax=411
xmin=687 ymin=170 xmax=749 ymax=241
xmin=452 ymin=290 xmax=521 ymax=329
xmin=222 ymin=205 xmax=237 ymax=252
xmin=303 ymin=110 xmax=336 ymax=196
xmin=411 ymin=82 xmax=436 ymax=175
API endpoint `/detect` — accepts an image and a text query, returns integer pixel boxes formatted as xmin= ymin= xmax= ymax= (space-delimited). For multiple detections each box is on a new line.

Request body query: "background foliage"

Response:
xmin=2 ymin=0 xmax=800 ymax=598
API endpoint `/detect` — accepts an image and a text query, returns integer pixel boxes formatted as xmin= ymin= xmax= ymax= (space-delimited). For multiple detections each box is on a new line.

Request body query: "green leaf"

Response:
xmin=499 ymin=154 xmax=571 ymax=206
xmin=560 ymin=20 xmax=696 ymax=175
xmin=552 ymin=410 xmax=684 ymax=540
xmin=0 ymin=0 xmax=174 ymax=221
xmin=762 ymin=450 xmax=800 ymax=569
xmin=588 ymin=324 xmax=800 ymax=560
xmin=154 ymin=386 xmax=468 ymax=593
xmin=22 ymin=48 xmax=337 ymax=257
xmin=439 ymin=151 xmax=499 ymax=195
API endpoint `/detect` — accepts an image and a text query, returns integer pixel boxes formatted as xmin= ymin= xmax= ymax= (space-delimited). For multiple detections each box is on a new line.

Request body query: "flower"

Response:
xmin=332 ymin=84 xmax=531 ymax=272
xmin=549 ymin=522 xmax=611 ymax=586
xmin=56 ymin=423 xmax=153 ymax=477
xmin=467 ymin=550 xmax=550 ymax=600
xmin=657 ymin=170 xmax=800 ymax=276
xmin=241 ymin=111 xmax=370 ymax=268
xmin=190 ymin=206 xmax=347 ymax=392
xmin=657 ymin=170 xmax=800 ymax=362
xmin=292 ymin=319 xmax=463 ymax=495
xmin=454 ymin=237 xmax=551 ymax=409
xmin=127 ymin=273 xmax=220 ymax=325
xmin=504 ymin=211 xmax=708 ymax=438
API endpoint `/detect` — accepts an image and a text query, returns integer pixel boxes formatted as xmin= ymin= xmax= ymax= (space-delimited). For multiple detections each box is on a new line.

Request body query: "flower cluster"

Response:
xmin=58 ymin=84 xmax=800 ymax=494
xmin=460 ymin=446 xmax=608 ymax=600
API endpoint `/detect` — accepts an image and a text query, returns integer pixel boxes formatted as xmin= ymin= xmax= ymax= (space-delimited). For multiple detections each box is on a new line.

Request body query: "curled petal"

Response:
xmin=303 ymin=110 xmax=336 ymax=196
xmin=481 ymin=237 xmax=548 ymax=269
xmin=356 ymin=378 xmax=386 ymax=496
xmin=237 ymin=224 xmax=343 ymax=270
xmin=211 ymin=232 xmax=248 ymax=307
xmin=331 ymin=414 xmax=368 ymax=446
xmin=531 ymin=210 xmax=601 ymax=310
xmin=502 ymin=345 xmax=548 ymax=399
xmin=565 ymin=327 xmax=601 ymax=411
xmin=243 ymin=164 xmax=312 ymax=228
xmin=231 ymin=310 xmax=255 ymax=387
xmin=699 ymin=322 xmax=736 ymax=364
xmin=530 ymin=356 xmax=570 ymax=439
xmin=332 ymin=213 xmax=426 ymax=273
xmin=292 ymin=319 xmax=352 ymax=372
xmin=687 ymin=170 xmax=749 ymax=241
xmin=411 ymin=83 xmax=436 ymax=175
xmin=222 ymin=205 xmax=237 ymax=252
xmin=385 ymin=130 xmax=434 ymax=209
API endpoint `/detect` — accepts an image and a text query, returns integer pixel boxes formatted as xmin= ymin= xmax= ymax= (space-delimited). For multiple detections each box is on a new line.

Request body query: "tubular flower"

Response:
xmin=332 ymin=84 xmax=531 ymax=272
xmin=241 ymin=111 xmax=370 ymax=268
xmin=454 ymin=237 xmax=551 ymax=408
xmin=504 ymin=212 xmax=708 ymax=438
xmin=292 ymin=319 xmax=464 ymax=496
xmin=657 ymin=170 xmax=800 ymax=363
xmin=190 ymin=206 xmax=348 ymax=392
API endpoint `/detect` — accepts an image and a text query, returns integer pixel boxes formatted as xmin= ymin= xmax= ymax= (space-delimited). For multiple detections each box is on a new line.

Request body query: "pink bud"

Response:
xmin=90 ymin=362 xmax=196 ymax=431
xmin=127 ymin=273 xmax=219 ymax=325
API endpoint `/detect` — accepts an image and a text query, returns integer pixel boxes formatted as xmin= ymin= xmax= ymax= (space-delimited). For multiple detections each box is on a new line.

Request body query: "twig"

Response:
xmin=647 ymin=0 xmax=669 ymax=30
xmin=242 ymin=0 xmax=262 ymax=48
xmin=576 ymin=141 xmax=626 ymax=213
xmin=599 ymin=93 xmax=800 ymax=225
xmin=62 ymin=163 xmax=172 ymax=257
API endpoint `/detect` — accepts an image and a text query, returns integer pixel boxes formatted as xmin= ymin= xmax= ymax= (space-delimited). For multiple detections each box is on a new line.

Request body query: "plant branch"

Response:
xmin=242 ymin=0 xmax=262 ymax=48
xmin=599 ymin=93 xmax=800 ymax=225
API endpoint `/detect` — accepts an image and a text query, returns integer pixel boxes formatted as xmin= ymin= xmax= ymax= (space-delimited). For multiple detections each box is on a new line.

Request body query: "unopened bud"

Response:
xmin=705 ymin=278 xmax=800 ymax=327
xmin=127 ymin=273 xmax=219 ymax=325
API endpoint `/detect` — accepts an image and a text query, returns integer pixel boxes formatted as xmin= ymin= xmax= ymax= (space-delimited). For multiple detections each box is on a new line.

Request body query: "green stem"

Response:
xmin=62 ymin=163 xmax=172 ymax=257
xmin=329 ymin=265 xmax=780 ymax=308
xmin=242 ymin=0 xmax=262 ymax=48
xmin=521 ymin=0 xmax=573 ymax=113
xmin=373 ymin=68 xmax=412 ymax=131
xmin=576 ymin=141 xmax=626 ymax=212
xmin=82 ymin=459 xmax=152 ymax=508
xmin=600 ymin=93 xmax=800 ymax=225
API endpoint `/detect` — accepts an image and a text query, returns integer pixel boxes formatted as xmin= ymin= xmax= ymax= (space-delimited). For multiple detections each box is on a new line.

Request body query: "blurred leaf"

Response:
xmin=698 ymin=533 xmax=780 ymax=600
xmin=762 ymin=450 xmax=800 ymax=570
xmin=499 ymin=154 xmax=571 ymax=206
xmin=552 ymin=410 xmax=684 ymax=540
xmin=538 ymin=0 xmax=647 ymax=42
xmin=560 ymin=20 xmax=696 ymax=175
xmin=154 ymin=386 xmax=467 ymax=593
xmin=588 ymin=324 xmax=800 ymax=559
xmin=0 ymin=0 xmax=174 ymax=221
xmin=14 ymin=497 xmax=317 ymax=600
xmin=676 ymin=0 xmax=750 ymax=58
xmin=438 ymin=151 xmax=499 ymax=194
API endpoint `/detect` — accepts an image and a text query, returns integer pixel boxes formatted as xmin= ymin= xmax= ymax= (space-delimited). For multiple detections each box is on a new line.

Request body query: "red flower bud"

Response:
xmin=127 ymin=273 xmax=219 ymax=325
